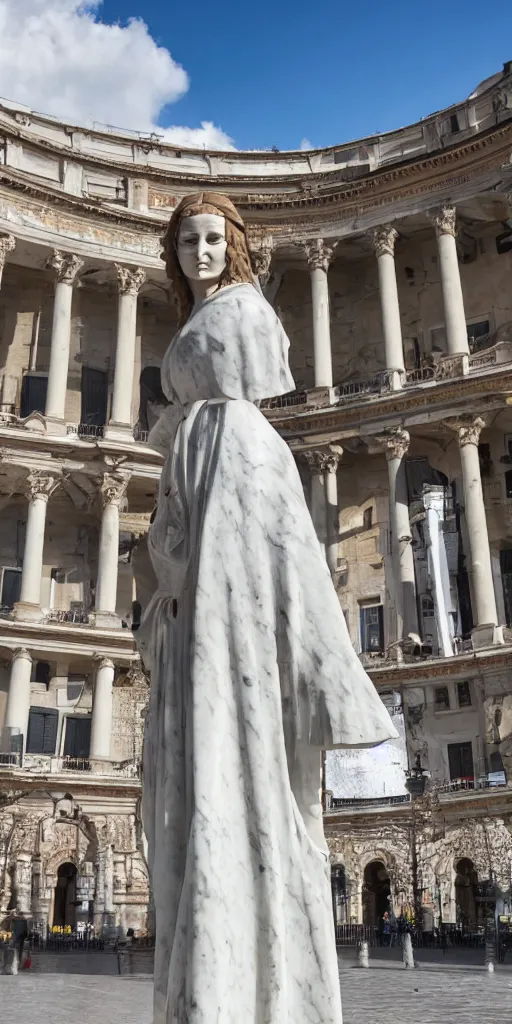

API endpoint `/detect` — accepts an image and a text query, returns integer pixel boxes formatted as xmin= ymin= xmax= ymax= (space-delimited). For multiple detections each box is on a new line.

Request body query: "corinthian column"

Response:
xmin=45 ymin=251 xmax=84 ymax=424
xmin=90 ymin=656 xmax=115 ymax=767
xmin=430 ymin=207 xmax=469 ymax=358
xmin=304 ymin=239 xmax=336 ymax=389
xmin=14 ymin=470 xmax=59 ymax=622
xmin=376 ymin=428 xmax=418 ymax=643
xmin=94 ymin=473 xmax=129 ymax=628
xmin=0 ymin=234 xmax=15 ymax=289
xmin=4 ymin=648 xmax=32 ymax=757
xmin=303 ymin=447 xmax=341 ymax=576
xmin=371 ymin=226 xmax=405 ymax=390
xmin=445 ymin=416 xmax=500 ymax=641
xmin=105 ymin=265 xmax=146 ymax=442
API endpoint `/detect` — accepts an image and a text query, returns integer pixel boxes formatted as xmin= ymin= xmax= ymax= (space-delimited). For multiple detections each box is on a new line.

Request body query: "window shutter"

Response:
xmin=20 ymin=375 xmax=48 ymax=418
xmin=81 ymin=367 xmax=108 ymax=426
xmin=27 ymin=707 xmax=58 ymax=754
xmin=42 ymin=710 xmax=58 ymax=754
xmin=64 ymin=716 xmax=91 ymax=758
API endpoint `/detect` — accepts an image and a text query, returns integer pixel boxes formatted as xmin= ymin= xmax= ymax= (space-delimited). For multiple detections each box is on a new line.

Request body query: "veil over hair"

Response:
xmin=160 ymin=192 xmax=255 ymax=327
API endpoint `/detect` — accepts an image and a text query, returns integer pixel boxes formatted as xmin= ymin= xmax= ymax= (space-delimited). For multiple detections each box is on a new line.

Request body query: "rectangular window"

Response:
xmin=448 ymin=741 xmax=474 ymax=782
xmin=466 ymin=319 xmax=490 ymax=354
xmin=457 ymin=681 xmax=472 ymax=708
xmin=26 ymin=707 xmax=58 ymax=755
xmin=19 ymin=373 xmax=48 ymax=418
xmin=80 ymin=367 xmax=108 ymax=427
xmin=359 ymin=604 xmax=384 ymax=653
xmin=63 ymin=716 xmax=91 ymax=759
xmin=435 ymin=686 xmax=450 ymax=710
xmin=0 ymin=567 xmax=22 ymax=608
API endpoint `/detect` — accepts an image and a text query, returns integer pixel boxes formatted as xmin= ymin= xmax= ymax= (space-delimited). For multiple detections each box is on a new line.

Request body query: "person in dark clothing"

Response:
xmin=11 ymin=914 xmax=28 ymax=959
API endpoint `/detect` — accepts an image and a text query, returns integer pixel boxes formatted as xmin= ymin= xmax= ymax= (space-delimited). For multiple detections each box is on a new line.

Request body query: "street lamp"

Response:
xmin=404 ymin=755 xmax=431 ymax=937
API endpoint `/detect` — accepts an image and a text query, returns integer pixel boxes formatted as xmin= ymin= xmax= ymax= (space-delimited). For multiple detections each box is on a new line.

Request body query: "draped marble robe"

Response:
xmin=137 ymin=283 xmax=398 ymax=1024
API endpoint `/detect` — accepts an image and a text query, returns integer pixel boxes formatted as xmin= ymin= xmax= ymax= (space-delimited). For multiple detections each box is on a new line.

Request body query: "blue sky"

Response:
xmin=98 ymin=0 xmax=512 ymax=150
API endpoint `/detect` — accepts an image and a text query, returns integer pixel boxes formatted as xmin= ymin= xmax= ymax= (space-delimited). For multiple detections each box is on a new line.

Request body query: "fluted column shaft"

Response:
xmin=431 ymin=207 xmax=469 ymax=357
xmin=106 ymin=266 xmax=145 ymax=440
xmin=4 ymin=648 xmax=32 ymax=754
xmin=377 ymin=429 xmax=418 ymax=641
xmin=448 ymin=417 xmax=497 ymax=626
xmin=304 ymin=447 xmax=341 ymax=576
xmin=95 ymin=474 xmax=129 ymax=627
xmin=14 ymin=471 xmax=58 ymax=622
xmin=304 ymin=239 xmax=336 ymax=388
xmin=371 ymin=226 xmax=405 ymax=389
xmin=90 ymin=657 xmax=115 ymax=764
xmin=45 ymin=251 xmax=84 ymax=421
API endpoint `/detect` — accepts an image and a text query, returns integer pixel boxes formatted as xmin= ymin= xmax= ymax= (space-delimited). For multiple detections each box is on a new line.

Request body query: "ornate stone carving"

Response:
xmin=99 ymin=472 xmax=129 ymax=507
xmin=46 ymin=250 xmax=84 ymax=284
xmin=429 ymin=205 xmax=457 ymax=238
xmin=370 ymin=225 xmax=398 ymax=258
xmin=250 ymin=243 xmax=274 ymax=281
xmin=303 ymin=237 xmax=336 ymax=272
xmin=25 ymin=469 xmax=58 ymax=501
xmin=302 ymin=446 xmax=342 ymax=474
xmin=444 ymin=415 xmax=485 ymax=447
xmin=115 ymin=265 xmax=146 ymax=296
xmin=11 ymin=648 xmax=32 ymax=665
xmin=94 ymin=656 xmax=116 ymax=672
xmin=375 ymin=427 xmax=410 ymax=460
xmin=0 ymin=233 xmax=15 ymax=271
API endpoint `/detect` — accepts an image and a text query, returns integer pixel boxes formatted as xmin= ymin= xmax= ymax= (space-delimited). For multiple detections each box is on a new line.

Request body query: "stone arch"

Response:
xmin=362 ymin=859 xmax=392 ymax=927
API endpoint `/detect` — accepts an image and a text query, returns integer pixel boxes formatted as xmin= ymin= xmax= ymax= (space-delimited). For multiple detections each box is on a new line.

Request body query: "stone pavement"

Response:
xmin=2 ymin=965 xmax=512 ymax=1023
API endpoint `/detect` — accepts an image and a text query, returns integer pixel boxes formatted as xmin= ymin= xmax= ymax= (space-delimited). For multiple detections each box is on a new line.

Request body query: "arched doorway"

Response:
xmin=455 ymin=858 xmax=478 ymax=931
xmin=362 ymin=860 xmax=391 ymax=927
xmin=53 ymin=862 xmax=77 ymax=929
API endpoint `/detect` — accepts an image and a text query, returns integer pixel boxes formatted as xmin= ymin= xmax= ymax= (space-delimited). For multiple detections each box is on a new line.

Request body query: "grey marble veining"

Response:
xmin=137 ymin=283 xmax=398 ymax=1023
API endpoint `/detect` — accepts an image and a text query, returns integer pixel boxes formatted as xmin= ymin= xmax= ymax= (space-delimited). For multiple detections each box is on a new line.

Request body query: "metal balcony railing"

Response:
xmin=133 ymin=425 xmax=149 ymax=442
xmin=259 ymin=391 xmax=308 ymax=410
xmin=336 ymin=371 xmax=390 ymax=402
xmin=326 ymin=794 xmax=411 ymax=811
xmin=67 ymin=423 xmax=105 ymax=439
xmin=0 ymin=754 xmax=142 ymax=777
xmin=45 ymin=607 xmax=90 ymax=625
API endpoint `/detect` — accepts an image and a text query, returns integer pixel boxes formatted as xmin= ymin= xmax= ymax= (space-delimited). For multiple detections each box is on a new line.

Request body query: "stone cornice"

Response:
xmin=368 ymin=645 xmax=512 ymax=687
xmin=0 ymin=116 xmax=511 ymax=235
xmin=267 ymin=372 xmax=512 ymax=441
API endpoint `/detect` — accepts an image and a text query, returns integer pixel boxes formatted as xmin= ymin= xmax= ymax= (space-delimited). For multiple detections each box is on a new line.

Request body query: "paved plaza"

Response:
xmin=1 ymin=960 xmax=512 ymax=1023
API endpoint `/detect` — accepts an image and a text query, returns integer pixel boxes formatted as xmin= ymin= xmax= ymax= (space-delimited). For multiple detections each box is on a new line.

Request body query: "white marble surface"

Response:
xmin=325 ymin=712 xmax=408 ymax=799
xmin=138 ymin=283 xmax=397 ymax=1023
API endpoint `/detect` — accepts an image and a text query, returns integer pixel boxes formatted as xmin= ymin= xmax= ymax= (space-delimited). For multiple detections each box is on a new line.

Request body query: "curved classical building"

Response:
xmin=1 ymin=62 xmax=512 ymax=938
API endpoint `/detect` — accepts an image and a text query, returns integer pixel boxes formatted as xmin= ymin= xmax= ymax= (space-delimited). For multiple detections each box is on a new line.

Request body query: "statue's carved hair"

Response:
xmin=160 ymin=192 xmax=254 ymax=326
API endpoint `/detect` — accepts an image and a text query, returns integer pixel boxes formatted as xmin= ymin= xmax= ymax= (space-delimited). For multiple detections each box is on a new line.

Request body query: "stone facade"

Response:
xmin=1 ymin=64 xmax=512 ymax=935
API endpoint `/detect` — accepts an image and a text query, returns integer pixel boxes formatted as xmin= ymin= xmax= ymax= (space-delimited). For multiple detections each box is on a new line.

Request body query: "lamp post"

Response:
xmin=405 ymin=755 xmax=431 ymax=938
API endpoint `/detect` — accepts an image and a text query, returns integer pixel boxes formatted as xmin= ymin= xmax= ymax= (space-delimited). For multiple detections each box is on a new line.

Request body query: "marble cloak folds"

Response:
xmin=138 ymin=284 xmax=397 ymax=1024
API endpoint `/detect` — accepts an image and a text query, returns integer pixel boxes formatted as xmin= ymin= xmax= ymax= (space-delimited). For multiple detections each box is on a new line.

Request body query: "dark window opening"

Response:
xmin=1 ymin=567 xmax=22 ymax=608
xmin=20 ymin=374 xmax=48 ymax=418
xmin=360 ymin=604 xmax=384 ymax=653
xmin=26 ymin=707 xmax=58 ymax=755
xmin=138 ymin=365 xmax=167 ymax=433
xmin=80 ymin=366 xmax=108 ymax=427
xmin=500 ymin=549 xmax=512 ymax=626
xmin=490 ymin=750 xmax=505 ymax=774
xmin=33 ymin=661 xmax=51 ymax=687
xmin=450 ymin=113 xmax=460 ymax=133
xmin=506 ymin=471 xmax=512 ymax=499
xmin=457 ymin=681 xmax=472 ymax=708
xmin=435 ymin=686 xmax=450 ymax=710
xmin=363 ymin=507 xmax=373 ymax=530
xmin=478 ymin=443 xmax=492 ymax=478
xmin=63 ymin=716 xmax=91 ymax=764
xmin=448 ymin=741 xmax=474 ymax=782
xmin=467 ymin=320 xmax=490 ymax=354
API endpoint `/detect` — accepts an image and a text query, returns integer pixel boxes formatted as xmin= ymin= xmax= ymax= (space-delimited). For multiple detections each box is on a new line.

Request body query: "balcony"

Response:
xmin=0 ymin=752 xmax=141 ymax=778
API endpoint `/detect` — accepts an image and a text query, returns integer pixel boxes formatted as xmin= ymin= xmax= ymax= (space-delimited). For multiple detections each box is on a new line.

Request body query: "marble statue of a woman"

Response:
xmin=137 ymin=192 xmax=398 ymax=1024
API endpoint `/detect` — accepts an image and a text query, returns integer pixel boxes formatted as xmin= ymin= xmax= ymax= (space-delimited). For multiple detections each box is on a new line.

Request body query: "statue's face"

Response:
xmin=177 ymin=213 xmax=227 ymax=284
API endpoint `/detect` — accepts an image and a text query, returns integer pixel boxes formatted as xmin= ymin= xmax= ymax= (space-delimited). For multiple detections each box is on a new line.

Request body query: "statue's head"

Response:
xmin=161 ymin=191 xmax=254 ymax=325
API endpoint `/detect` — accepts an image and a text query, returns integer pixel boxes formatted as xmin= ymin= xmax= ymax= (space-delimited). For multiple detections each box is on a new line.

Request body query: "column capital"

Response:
xmin=24 ymin=470 xmax=59 ymax=501
xmin=0 ymin=233 xmax=15 ymax=268
xmin=429 ymin=205 xmax=457 ymax=238
xmin=94 ymin=655 xmax=116 ymax=672
xmin=249 ymin=235 xmax=274 ymax=281
xmin=99 ymin=472 xmax=129 ymax=507
xmin=115 ymin=265 xmax=146 ymax=296
xmin=11 ymin=647 xmax=32 ymax=665
xmin=46 ymin=250 xmax=84 ymax=284
xmin=444 ymin=415 xmax=485 ymax=447
xmin=375 ymin=427 xmax=410 ymax=460
xmin=303 ymin=445 xmax=342 ymax=474
xmin=370 ymin=225 xmax=398 ymax=258
xmin=303 ymin=237 xmax=337 ymax=272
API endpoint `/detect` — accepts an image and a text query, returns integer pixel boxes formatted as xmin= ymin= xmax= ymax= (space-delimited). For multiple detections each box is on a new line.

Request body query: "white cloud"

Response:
xmin=300 ymin=138 xmax=314 ymax=151
xmin=0 ymin=0 xmax=235 ymax=149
